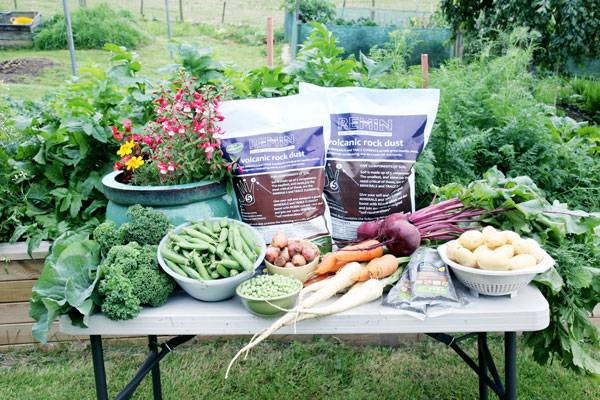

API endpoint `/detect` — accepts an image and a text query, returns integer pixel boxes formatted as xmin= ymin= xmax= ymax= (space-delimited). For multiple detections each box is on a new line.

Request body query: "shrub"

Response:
xmin=33 ymin=4 xmax=147 ymax=50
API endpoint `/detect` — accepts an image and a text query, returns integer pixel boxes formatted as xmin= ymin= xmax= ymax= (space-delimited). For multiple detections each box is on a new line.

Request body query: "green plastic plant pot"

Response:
xmin=101 ymin=171 xmax=239 ymax=226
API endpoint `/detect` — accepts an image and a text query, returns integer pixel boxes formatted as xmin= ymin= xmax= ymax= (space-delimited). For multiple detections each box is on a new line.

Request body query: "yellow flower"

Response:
xmin=125 ymin=156 xmax=144 ymax=171
xmin=117 ymin=140 xmax=135 ymax=158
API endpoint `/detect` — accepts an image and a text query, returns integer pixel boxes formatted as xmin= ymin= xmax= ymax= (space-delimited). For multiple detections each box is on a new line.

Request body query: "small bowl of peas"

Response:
xmin=236 ymin=274 xmax=303 ymax=317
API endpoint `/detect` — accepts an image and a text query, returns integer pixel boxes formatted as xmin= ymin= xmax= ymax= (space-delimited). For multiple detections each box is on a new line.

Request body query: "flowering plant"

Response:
xmin=111 ymin=77 xmax=236 ymax=186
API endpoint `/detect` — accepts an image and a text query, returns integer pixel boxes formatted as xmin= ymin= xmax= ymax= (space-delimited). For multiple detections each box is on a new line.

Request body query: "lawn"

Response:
xmin=1 ymin=337 xmax=598 ymax=399
xmin=0 ymin=20 xmax=278 ymax=100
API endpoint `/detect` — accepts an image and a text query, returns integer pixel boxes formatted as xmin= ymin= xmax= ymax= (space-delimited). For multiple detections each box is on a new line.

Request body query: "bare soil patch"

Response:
xmin=0 ymin=58 xmax=57 ymax=83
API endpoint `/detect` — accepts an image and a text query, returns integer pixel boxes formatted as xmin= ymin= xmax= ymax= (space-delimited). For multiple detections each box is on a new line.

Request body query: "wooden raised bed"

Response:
xmin=0 ymin=241 xmax=598 ymax=350
xmin=0 ymin=11 xmax=41 ymax=48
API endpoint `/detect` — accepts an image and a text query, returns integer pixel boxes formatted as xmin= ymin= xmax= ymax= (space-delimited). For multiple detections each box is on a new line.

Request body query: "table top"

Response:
xmin=60 ymin=284 xmax=549 ymax=336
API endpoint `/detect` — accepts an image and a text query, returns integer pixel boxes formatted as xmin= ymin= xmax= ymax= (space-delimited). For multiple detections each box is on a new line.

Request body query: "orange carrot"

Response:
xmin=334 ymin=240 xmax=383 ymax=263
xmin=314 ymin=253 xmax=338 ymax=275
xmin=352 ymin=267 xmax=370 ymax=282
xmin=365 ymin=254 xmax=399 ymax=279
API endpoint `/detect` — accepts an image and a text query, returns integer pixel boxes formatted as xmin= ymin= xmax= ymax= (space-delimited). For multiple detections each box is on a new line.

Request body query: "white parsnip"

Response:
xmin=225 ymin=262 xmax=364 ymax=378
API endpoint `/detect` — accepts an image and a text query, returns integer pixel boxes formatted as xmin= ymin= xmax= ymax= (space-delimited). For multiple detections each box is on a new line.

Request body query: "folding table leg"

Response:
xmin=90 ymin=335 xmax=109 ymax=400
xmin=478 ymin=333 xmax=488 ymax=400
xmin=504 ymin=332 xmax=517 ymax=400
xmin=148 ymin=335 xmax=163 ymax=400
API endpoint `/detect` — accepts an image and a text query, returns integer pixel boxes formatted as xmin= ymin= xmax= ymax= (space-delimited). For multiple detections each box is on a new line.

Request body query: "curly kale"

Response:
xmin=131 ymin=245 xmax=177 ymax=307
xmin=97 ymin=242 xmax=176 ymax=320
xmin=120 ymin=204 xmax=172 ymax=245
xmin=93 ymin=220 xmax=125 ymax=255
xmin=99 ymin=271 xmax=141 ymax=320
xmin=101 ymin=242 xmax=141 ymax=276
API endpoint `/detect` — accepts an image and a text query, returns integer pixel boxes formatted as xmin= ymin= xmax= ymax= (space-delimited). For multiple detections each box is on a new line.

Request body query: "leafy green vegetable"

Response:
xmin=97 ymin=242 xmax=176 ymax=320
xmin=119 ymin=205 xmax=172 ymax=246
xmin=435 ymin=168 xmax=600 ymax=375
xmin=29 ymin=233 xmax=101 ymax=343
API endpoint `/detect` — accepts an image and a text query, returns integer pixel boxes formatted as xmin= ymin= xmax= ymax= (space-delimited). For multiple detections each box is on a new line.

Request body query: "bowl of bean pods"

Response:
xmin=157 ymin=217 xmax=266 ymax=302
xmin=236 ymin=274 xmax=303 ymax=317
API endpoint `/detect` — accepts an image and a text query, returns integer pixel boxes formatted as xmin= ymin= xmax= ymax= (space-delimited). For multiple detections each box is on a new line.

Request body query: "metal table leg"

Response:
xmin=505 ymin=332 xmax=517 ymax=400
xmin=90 ymin=335 xmax=109 ymax=400
xmin=478 ymin=333 xmax=488 ymax=400
xmin=149 ymin=335 xmax=163 ymax=400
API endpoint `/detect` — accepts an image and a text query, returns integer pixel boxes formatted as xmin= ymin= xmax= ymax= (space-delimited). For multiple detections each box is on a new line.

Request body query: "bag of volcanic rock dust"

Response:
xmin=300 ymin=83 xmax=440 ymax=242
xmin=219 ymin=95 xmax=333 ymax=252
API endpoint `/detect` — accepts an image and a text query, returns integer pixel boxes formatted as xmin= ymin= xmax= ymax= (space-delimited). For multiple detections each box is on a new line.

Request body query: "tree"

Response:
xmin=441 ymin=0 xmax=600 ymax=70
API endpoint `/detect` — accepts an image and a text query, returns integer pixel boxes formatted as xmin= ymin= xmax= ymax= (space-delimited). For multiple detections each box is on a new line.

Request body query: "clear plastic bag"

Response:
xmin=385 ymin=247 xmax=464 ymax=317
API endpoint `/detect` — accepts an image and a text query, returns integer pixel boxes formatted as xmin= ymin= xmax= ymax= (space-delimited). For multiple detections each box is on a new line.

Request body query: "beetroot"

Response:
xmin=381 ymin=219 xmax=421 ymax=256
xmin=356 ymin=219 xmax=384 ymax=241
xmin=383 ymin=212 xmax=408 ymax=227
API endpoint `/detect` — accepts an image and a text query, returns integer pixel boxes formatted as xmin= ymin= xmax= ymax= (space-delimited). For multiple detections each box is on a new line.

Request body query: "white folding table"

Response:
xmin=60 ymin=284 xmax=549 ymax=400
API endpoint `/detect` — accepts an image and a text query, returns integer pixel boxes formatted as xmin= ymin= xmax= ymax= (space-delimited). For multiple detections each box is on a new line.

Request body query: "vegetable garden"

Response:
xmin=0 ymin=1 xmax=599 ymax=399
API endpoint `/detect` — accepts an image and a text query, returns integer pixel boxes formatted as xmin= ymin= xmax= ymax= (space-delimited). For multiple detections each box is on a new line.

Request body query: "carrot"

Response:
xmin=314 ymin=240 xmax=383 ymax=276
xmin=334 ymin=239 xmax=383 ymax=263
xmin=314 ymin=252 xmax=337 ymax=275
xmin=304 ymin=273 xmax=333 ymax=287
xmin=352 ymin=267 xmax=370 ymax=282
xmin=366 ymin=254 xmax=399 ymax=279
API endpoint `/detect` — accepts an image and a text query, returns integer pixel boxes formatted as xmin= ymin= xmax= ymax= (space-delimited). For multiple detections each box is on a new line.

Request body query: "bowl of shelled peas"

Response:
xmin=264 ymin=232 xmax=321 ymax=282
xmin=157 ymin=218 xmax=266 ymax=302
xmin=236 ymin=274 xmax=303 ymax=317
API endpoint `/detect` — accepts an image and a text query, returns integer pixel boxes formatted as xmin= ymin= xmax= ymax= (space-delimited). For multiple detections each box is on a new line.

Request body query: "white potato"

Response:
xmin=482 ymin=226 xmax=506 ymax=249
xmin=477 ymin=247 xmax=511 ymax=271
xmin=446 ymin=240 xmax=463 ymax=262
xmin=495 ymin=244 xmax=515 ymax=258
xmin=509 ymin=254 xmax=538 ymax=270
xmin=454 ymin=247 xmax=478 ymax=267
xmin=513 ymin=238 xmax=529 ymax=255
xmin=503 ymin=230 xmax=520 ymax=244
xmin=525 ymin=238 xmax=545 ymax=262
xmin=473 ymin=245 xmax=491 ymax=260
xmin=458 ymin=230 xmax=484 ymax=251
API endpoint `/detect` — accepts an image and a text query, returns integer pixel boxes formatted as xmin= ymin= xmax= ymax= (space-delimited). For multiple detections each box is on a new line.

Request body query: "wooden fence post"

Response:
xmin=370 ymin=0 xmax=375 ymax=21
xmin=140 ymin=0 xmax=144 ymax=17
xmin=290 ymin=0 xmax=300 ymax=58
xmin=179 ymin=0 xmax=184 ymax=22
xmin=164 ymin=0 xmax=172 ymax=39
xmin=62 ymin=0 xmax=77 ymax=76
xmin=421 ymin=53 xmax=429 ymax=89
xmin=221 ymin=1 xmax=226 ymax=24
xmin=267 ymin=17 xmax=274 ymax=67
xmin=13 ymin=0 xmax=17 ymax=10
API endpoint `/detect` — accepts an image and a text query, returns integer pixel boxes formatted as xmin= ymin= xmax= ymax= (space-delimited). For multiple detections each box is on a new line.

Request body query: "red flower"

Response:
xmin=112 ymin=126 xmax=123 ymax=141
xmin=123 ymin=119 xmax=132 ymax=133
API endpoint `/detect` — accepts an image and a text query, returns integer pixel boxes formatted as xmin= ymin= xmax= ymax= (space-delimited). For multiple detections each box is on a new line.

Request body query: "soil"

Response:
xmin=0 ymin=57 xmax=57 ymax=83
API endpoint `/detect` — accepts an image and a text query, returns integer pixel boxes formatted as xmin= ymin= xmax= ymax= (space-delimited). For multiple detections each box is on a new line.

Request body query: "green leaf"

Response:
xmin=534 ymin=266 xmax=563 ymax=294
xmin=83 ymin=123 xmax=109 ymax=143
xmin=30 ymin=234 xmax=100 ymax=343
xmin=569 ymin=339 xmax=600 ymax=375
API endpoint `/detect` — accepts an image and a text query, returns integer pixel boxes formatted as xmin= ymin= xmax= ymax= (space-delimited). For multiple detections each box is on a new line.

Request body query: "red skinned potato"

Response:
xmin=292 ymin=254 xmax=307 ymax=266
xmin=280 ymin=247 xmax=290 ymax=262
xmin=274 ymin=255 xmax=287 ymax=267
xmin=265 ymin=246 xmax=280 ymax=263
xmin=301 ymin=244 xmax=319 ymax=262
xmin=271 ymin=231 xmax=288 ymax=249
xmin=288 ymin=240 xmax=303 ymax=257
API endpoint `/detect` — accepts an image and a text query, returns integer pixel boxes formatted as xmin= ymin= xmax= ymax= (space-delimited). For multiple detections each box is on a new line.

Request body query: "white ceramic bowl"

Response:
xmin=437 ymin=243 xmax=554 ymax=297
xmin=157 ymin=219 xmax=266 ymax=302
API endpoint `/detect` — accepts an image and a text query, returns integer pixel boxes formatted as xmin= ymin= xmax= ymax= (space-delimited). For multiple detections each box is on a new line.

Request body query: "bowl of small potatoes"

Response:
xmin=438 ymin=226 xmax=554 ymax=296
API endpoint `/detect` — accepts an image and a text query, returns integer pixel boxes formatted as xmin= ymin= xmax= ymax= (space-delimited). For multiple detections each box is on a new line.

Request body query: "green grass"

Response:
xmin=0 ymin=20 xmax=279 ymax=101
xmin=0 ymin=337 xmax=598 ymax=399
